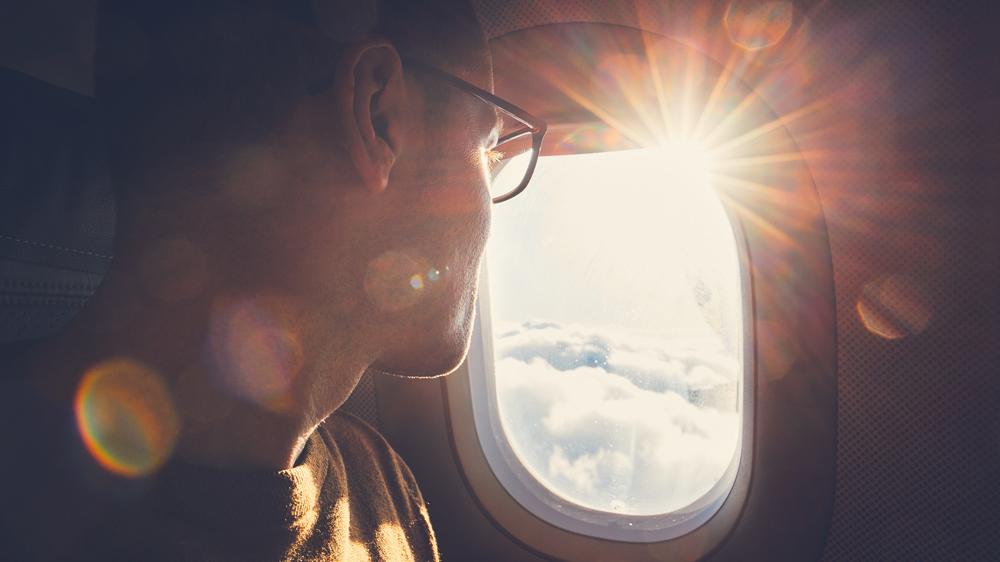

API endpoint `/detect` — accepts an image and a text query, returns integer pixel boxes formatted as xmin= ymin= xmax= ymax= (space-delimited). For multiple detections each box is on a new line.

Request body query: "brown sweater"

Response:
xmin=120 ymin=413 xmax=442 ymax=561
xmin=0 ymin=383 xmax=440 ymax=562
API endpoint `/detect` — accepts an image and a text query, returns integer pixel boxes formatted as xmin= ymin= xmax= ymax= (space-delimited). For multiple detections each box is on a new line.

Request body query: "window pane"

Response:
xmin=485 ymin=145 xmax=743 ymax=516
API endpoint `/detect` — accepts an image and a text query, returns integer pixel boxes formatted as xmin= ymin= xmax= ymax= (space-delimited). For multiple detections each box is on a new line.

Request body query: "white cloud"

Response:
xmin=494 ymin=321 xmax=738 ymax=398
xmin=492 ymin=321 xmax=741 ymax=516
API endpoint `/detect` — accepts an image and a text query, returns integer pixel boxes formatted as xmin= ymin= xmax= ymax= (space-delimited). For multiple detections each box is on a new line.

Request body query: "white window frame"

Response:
xmin=444 ymin=199 xmax=755 ymax=554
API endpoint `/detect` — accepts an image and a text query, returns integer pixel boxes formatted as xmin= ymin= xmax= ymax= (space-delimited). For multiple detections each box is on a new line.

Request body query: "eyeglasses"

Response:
xmin=308 ymin=57 xmax=546 ymax=203
xmin=401 ymin=58 xmax=546 ymax=203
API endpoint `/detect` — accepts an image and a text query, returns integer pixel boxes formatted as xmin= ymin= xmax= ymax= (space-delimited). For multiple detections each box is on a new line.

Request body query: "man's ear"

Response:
xmin=334 ymin=39 xmax=407 ymax=193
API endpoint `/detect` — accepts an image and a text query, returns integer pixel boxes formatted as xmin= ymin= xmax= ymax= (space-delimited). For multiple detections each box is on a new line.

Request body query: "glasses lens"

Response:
xmin=488 ymin=131 xmax=534 ymax=201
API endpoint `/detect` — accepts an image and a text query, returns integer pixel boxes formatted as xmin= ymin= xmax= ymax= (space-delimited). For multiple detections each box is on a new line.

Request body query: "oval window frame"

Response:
xmin=459 ymin=190 xmax=754 ymax=542
xmin=434 ymin=23 xmax=837 ymax=562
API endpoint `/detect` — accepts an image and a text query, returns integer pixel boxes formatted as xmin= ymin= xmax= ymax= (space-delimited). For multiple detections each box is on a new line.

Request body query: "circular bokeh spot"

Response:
xmin=209 ymin=294 xmax=305 ymax=412
xmin=364 ymin=251 xmax=433 ymax=312
xmin=857 ymin=274 xmax=932 ymax=340
xmin=724 ymin=1 xmax=795 ymax=51
xmin=74 ymin=358 xmax=180 ymax=478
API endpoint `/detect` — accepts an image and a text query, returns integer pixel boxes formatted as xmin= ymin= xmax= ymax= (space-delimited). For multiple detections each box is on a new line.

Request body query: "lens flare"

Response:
xmin=857 ymin=275 xmax=932 ymax=340
xmin=209 ymin=294 xmax=305 ymax=412
xmin=364 ymin=251 xmax=435 ymax=312
xmin=74 ymin=358 xmax=180 ymax=478
xmin=554 ymin=123 xmax=627 ymax=154
xmin=724 ymin=1 xmax=795 ymax=51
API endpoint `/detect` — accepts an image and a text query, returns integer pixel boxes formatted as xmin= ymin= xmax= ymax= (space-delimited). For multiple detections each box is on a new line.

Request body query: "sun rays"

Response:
xmin=490 ymin=0 xmax=931 ymax=342
xmin=511 ymin=0 xmax=907 ymax=272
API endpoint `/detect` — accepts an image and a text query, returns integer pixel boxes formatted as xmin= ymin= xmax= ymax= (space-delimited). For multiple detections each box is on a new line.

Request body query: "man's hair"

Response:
xmin=96 ymin=0 xmax=486 ymax=201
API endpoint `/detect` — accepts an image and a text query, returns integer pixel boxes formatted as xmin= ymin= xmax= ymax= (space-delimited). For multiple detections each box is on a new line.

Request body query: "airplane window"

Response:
xmin=469 ymin=140 xmax=746 ymax=535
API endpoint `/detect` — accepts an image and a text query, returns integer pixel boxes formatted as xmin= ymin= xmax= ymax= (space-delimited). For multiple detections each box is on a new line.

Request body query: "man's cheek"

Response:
xmin=415 ymin=182 xmax=485 ymax=218
xmin=411 ymin=155 xmax=489 ymax=216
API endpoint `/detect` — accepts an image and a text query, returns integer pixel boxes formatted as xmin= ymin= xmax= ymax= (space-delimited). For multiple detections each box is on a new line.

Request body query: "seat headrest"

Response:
xmin=0 ymin=67 xmax=114 ymax=342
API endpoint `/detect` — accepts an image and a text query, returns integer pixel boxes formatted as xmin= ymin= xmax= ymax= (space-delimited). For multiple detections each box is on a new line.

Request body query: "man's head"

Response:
xmin=96 ymin=0 xmax=496 ymax=415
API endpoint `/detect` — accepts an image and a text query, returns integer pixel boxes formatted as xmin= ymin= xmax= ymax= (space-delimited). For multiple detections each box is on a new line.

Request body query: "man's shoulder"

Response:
xmin=316 ymin=410 xmax=440 ymax=560
xmin=319 ymin=410 xmax=417 ymax=491
xmin=317 ymin=410 xmax=428 ymax=514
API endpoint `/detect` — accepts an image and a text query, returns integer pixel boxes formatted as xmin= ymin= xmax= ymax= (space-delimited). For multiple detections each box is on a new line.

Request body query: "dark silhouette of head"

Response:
xmin=94 ymin=0 xmax=496 ymax=425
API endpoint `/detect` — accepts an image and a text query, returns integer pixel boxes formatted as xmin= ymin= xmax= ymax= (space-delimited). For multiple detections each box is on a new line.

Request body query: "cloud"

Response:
xmin=492 ymin=321 xmax=741 ymax=515
xmin=494 ymin=321 xmax=738 ymax=398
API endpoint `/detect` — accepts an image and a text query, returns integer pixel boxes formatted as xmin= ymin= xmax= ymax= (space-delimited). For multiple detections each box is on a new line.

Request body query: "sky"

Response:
xmin=486 ymin=146 xmax=741 ymax=340
xmin=481 ymin=147 xmax=743 ymax=515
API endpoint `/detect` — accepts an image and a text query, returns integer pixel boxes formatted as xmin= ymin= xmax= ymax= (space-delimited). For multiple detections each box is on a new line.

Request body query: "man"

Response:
xmin=0 ymin=0 xmax=530 ymax=559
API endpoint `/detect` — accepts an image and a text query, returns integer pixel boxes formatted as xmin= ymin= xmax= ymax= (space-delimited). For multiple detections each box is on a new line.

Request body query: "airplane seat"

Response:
xmin=0 ymin=67 xmax=111 ymax=344
xmin=0 ymin=66 xmax=380 ymax=429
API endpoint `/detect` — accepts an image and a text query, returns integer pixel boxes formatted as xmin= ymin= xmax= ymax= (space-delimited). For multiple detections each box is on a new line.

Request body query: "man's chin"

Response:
xmin=371 ymin=341 xmax=472 ymax=379
xmin=376 ymin=297 xmax=479 ymax=378
xmin=377 ymin=365 xmax=459 ymax=380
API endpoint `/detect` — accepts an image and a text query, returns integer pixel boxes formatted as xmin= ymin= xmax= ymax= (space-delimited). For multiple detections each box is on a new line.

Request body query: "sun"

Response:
xmin=657 ymin=138 xmax=714 ymax=192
